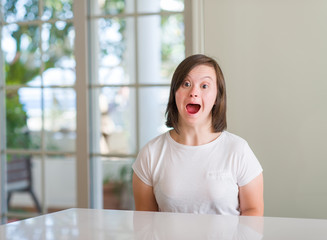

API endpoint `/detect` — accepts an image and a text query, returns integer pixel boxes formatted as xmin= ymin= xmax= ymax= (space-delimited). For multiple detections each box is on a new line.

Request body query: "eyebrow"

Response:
xmin=201 ymin=76 xmax=214 ymax=81
xmin=185 ymin=75 xmax=214 ymax=81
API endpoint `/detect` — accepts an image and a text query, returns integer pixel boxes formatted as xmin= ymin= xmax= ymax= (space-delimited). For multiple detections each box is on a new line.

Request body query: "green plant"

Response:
xmin=103 ymin=164 xmax=132 ymax=196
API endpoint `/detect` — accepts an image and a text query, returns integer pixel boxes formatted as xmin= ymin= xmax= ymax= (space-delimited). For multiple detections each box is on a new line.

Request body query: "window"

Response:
xmin=0 ymin=0 xmax=192 ymax=222
xmin=0 ymin=0 xmax=76 ymax=221
xmin=88 ymin=0 xmax=187 ymax=209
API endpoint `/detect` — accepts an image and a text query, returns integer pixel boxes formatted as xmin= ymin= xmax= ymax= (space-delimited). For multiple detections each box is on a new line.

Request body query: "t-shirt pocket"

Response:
xmin=206 ymin=170 xmax=238 ymax=200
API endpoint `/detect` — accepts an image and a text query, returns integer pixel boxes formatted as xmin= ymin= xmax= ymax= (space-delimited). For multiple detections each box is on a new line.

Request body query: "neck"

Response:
xmin=170 ymin=126 xmax=221 ymax=146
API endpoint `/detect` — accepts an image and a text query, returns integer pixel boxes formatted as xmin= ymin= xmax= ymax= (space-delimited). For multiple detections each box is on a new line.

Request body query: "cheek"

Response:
xmin=206 ymin=92 xmax=218 ymax=107
xmin=175 ymin=90 xmax=184 ymax=108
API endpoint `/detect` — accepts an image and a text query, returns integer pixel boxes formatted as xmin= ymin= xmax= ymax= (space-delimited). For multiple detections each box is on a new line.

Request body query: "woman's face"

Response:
xmin=175 ymin=64 xmax=218 ymax=128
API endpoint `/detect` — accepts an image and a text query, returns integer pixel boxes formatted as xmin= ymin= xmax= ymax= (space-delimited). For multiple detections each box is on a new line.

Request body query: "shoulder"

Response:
xmin=134 ymin=132 xmax=168 ymax=176
xmin=221 ymin=131 xmax=248 ymax=151
xmin=223 ymin=131 xmax=246 ymax=141
xmin=143 ymin=132 xmax=168 ymax=149
xmin=138 ymin=132 xmax=169 ymax=156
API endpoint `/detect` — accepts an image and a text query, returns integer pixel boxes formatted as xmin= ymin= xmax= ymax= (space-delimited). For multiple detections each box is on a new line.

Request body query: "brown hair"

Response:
xmin=165 ymin=54 xmax=227 ymax=133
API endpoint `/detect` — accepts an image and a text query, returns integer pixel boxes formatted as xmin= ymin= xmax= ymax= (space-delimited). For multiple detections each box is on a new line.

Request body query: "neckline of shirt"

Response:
xmin=166 ymin=131 xmax=226 ymax=150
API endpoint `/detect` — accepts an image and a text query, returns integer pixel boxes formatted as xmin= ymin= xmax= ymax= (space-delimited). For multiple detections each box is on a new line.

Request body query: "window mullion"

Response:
xmin=74 ymin=0 xmax=90 ymax=208
xmin=38 ymin=2 xmax=47 ymax=211
xmin=134 ymin=0 xmax=140 ymax=153
xmin=0 ymin=27 xmax=7 ymax=222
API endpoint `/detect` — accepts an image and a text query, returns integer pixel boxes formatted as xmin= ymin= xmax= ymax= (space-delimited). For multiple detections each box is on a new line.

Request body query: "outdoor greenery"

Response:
xmin=3 ymin=0 xmax=73 ymax=149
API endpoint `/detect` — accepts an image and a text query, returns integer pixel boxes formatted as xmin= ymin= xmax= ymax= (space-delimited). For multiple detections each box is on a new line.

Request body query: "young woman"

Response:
xmin=132 ymin=54 xmax=263 ymax=216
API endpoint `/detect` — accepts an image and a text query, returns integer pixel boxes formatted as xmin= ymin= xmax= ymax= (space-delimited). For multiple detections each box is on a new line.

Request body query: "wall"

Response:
xmin=203 ymin=0 xmax=327 ymax=218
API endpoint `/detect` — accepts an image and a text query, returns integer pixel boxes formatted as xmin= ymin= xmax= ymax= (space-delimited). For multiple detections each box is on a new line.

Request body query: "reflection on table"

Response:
xmin=134 ymin=210 xmax=263 ymax=240
xmin=1 ymin=208 xmax=327 ymax=239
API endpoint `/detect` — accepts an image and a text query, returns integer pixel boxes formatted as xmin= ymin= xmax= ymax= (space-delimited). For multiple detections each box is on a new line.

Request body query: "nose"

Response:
xmin=189 ymin=86 xmax=199 ymax=97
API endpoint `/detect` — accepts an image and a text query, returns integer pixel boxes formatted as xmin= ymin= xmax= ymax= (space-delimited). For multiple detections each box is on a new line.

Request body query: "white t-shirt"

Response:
xmin=132 ymin=131 xmax=263 ymax=215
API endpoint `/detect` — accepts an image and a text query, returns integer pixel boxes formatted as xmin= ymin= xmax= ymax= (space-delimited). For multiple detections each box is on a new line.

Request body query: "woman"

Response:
xmin=132 ymin=54 xmax=263 ymax=216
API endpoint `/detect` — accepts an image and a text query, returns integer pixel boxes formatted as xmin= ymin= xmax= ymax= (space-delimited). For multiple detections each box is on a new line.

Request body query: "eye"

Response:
xmin=202 ymin=84 xmax=209 ymax=89
xmin=183 ymin=81 xmax=191 ymax=87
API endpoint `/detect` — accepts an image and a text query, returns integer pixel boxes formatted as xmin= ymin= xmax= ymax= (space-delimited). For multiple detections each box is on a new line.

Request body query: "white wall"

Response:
xmin=203 ymin=0 xmax=327 ymax=219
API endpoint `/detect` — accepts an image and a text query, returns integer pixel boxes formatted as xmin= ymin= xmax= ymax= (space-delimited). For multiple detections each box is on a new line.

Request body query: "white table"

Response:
xmin=1 ymin=208 xmax=327 ymax=239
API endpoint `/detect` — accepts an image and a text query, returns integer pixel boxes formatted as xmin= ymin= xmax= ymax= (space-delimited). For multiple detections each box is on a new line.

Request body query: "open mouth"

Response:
xmin=186 ymin=104 xmax=201 ymax=114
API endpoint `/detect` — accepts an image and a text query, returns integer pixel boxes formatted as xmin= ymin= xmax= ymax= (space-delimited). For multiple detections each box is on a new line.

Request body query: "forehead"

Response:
xmin=186 ymin=64 xmax=216 ymax=80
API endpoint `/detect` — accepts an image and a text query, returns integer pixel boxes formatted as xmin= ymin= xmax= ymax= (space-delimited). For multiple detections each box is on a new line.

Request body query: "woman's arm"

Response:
xmin=239 ymin=173 xmax=264 ymax=216
xmin=133 ymin=173 xmax=159 ymax=211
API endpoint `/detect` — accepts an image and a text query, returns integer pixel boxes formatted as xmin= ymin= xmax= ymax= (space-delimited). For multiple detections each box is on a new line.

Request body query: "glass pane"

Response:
xmin=96 ymin=17 xmax=135 ymax=85
xmin=2 ymin=0 xmax=39 ymax=23
xmin=7 ymin=154 xmax=42 ymax=218
xmin=138 ymin=0 xmax=184 ymax=13
xmin=42 ymin=0 xmax=73 ymax=21
xmin=102 ymin=157 xmax=133 ymax=210
xmin=161 ymin=14 xmax=185 ymax=82
xmin=45 ymin=155 xmax=76 ymax=212
xmin=42 ymin=22 xmax=75 ymax=86
xmin=139 ymin=87 xmax=170 ymax=148
xmin=90 ymin=87 xmax=136 ymax=155
xmin=137 ymin=0 xmax=160 ymax=13
xmin=93 ymin=0 xmax=134 ymax=15
xmin=2 ymin=24 xmax=41 ymax=85
xmin=18 ymin=87 xmax=42 ymax=149
xmin=44 ymin=88 xmax=76 ymax=152
xmin=160 ymin=0 xmax=184 ymax=12
xmin=138 ymin=14 xmax=184 ymax=84
xmin=6 ymin=88 xmax=42 ymax=149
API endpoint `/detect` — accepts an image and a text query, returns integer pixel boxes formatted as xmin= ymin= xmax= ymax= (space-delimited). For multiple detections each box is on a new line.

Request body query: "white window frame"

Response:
xmin=0 ymin=26 xmax=6 ymax=222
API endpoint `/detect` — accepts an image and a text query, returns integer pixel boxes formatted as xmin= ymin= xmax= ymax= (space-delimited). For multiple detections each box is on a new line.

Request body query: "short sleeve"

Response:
xmin=132 ymin=145 xmax=153 ymax=186
xmin=236 ymin=142 xmax=263 ymax=187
